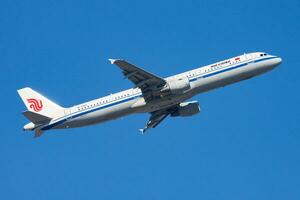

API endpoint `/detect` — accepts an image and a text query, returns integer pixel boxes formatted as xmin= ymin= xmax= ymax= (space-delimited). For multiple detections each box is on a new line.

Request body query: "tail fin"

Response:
xmin=17 ymin=87 xmax=65 ymax=120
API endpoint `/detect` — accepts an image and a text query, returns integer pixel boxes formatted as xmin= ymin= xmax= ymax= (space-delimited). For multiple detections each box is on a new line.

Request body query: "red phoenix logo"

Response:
xmin=27 ymin=98 xmax=43 ymax=112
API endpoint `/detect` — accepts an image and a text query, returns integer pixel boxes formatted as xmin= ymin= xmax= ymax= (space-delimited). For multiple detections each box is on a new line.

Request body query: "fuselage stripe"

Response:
xmin=41 ymin=94 xmax=142 ymax=130
xmin=189 ymin=56 xmax=277 ymax=82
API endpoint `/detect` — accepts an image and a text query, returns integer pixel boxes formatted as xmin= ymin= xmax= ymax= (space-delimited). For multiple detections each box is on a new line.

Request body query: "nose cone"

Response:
xmin=275 ymin=57 xmax=282 ymax=65
xmin=267 ymin=56 xmax=282 ymax=70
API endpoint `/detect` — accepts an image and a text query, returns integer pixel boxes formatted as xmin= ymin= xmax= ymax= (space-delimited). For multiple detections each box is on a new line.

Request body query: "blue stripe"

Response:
xmin=41 ymin=94 xmax=142 ymax=130
xmin=202 ymin=62 xmax=248 ymax=78
xmin=189 ymin=56 xmax=277 ymax=82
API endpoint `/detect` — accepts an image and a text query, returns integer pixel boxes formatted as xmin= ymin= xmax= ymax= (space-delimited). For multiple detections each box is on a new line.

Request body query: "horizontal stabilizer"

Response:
xmin=22 ymin=111 xmax=52 ymax=124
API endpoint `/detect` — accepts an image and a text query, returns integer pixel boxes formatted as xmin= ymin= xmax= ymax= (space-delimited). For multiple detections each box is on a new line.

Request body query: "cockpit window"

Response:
xmin=260 ymin=53 xmax=268 ymax=57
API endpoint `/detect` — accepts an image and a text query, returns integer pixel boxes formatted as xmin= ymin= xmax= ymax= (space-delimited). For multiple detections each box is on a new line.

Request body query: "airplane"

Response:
xmin=18 ymin=52 xmax=282 ymax=137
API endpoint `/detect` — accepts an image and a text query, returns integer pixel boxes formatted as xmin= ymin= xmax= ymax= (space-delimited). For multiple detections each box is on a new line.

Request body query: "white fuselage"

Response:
xmin=39 ymin=52 xmax=281 ymax=132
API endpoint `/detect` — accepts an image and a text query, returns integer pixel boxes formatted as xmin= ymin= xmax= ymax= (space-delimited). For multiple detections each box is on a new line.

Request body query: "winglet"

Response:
xmin=108 ymin=59 xmax=117 ymax=64
xmin=139 ymin=128 xmax=146 ymax=135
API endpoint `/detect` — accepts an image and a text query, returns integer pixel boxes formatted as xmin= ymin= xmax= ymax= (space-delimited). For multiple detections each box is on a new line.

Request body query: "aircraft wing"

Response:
xmin=139 ymin=106 xmax=178 ymax=134
xmin=109 ymin=59 xmax=166 ymax=95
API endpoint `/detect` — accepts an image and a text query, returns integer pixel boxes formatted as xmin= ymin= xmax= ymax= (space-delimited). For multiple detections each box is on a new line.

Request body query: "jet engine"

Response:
xmin=171 ymin=101 xmax=200 ymax=117
xmin=160 ymin=76 xmax=191 ymax=95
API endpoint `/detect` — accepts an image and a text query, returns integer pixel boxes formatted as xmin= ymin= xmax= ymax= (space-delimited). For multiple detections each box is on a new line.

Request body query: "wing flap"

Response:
xmin=139 ymin=105 xmax=180 ymax=134
xmin=140 ymin=113 xmax=169 ymax=134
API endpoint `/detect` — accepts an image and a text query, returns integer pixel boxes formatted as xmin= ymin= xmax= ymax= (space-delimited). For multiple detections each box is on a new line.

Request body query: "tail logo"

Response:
xmin=27 ymin=98 xmax=43 ymax=112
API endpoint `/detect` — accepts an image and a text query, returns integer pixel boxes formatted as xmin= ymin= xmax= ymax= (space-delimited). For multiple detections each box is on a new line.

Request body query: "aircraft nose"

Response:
xmin=276 ymin=57 xmax=282 ymax=65
xmin=270 ymin=56 xmax=282 ymax=69
xmin=264 ymin=56 xmax=282 ymax=71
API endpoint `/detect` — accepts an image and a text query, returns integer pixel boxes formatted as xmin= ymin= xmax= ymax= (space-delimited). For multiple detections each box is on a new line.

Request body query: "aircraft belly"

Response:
xmin=134 ymin=94 xmax=191 ymax=113
xmin=62 ymin=99 xmax=137 ymax=128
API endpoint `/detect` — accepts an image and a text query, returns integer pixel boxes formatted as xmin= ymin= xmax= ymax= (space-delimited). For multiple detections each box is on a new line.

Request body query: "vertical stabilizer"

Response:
xmin=17 ymin=87 xmax=65 ymax=119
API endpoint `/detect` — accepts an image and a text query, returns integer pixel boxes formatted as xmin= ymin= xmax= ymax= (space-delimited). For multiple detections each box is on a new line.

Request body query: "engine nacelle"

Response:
xmin=171 ymin=101 xmax=200 ymax=117
xmin=161 ymin=76 xmax=191 ymax=95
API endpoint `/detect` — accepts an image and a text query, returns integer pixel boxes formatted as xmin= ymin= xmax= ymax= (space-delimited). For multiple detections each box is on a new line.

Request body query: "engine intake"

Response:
xmin=161 ymin=76 xmax=191 ymax=95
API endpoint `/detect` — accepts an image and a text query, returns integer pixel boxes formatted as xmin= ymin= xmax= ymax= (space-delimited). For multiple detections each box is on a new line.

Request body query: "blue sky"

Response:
xmin=1 ymin=0 xmax=300 ymax=199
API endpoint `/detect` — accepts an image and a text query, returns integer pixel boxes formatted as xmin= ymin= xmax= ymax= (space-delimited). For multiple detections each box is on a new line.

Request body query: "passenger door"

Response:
xmin=64 ymin=108 xmax=71 ymax=116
